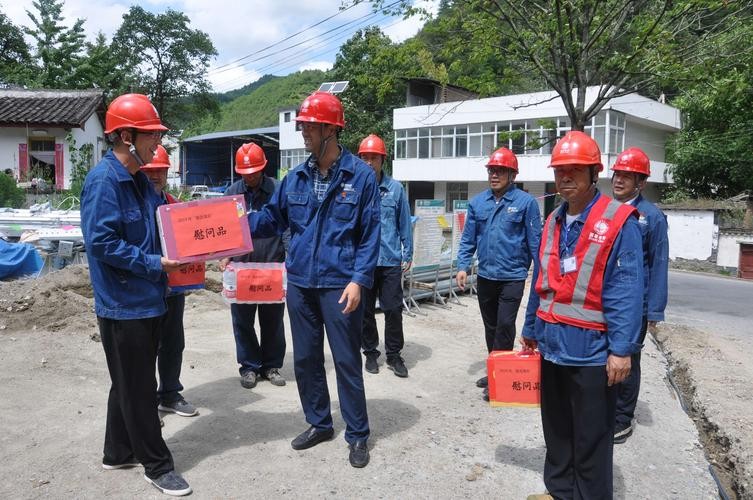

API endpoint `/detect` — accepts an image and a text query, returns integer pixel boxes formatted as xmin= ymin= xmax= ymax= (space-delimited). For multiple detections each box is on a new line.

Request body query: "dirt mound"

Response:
xmin=0 ymin=265 xmax=97 ymax=335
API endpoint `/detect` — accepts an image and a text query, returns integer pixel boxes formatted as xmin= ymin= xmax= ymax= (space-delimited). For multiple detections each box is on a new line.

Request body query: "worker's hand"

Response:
xmin=401 ymin=261 xmax=412 ymax=273
xmin=456 ymin=270 xmax=468 ymax=290
xmin=219 ymin=257 xmax=230 ymax=271
xmin=606 ymin=354 xmax=631 ymax=386
xmin=520 ymin=337 xmax=538 ymax=351
xmin=648 ymin=321 xmax=659 ymax=335
xmin=160 ymin=257 xmax=183 ymax=273
xmin=338 ymin=282 xmax=361 ymax=314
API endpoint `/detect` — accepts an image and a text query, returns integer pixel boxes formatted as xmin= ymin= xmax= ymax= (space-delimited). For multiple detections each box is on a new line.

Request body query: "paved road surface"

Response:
xmin=666 ymin=270 xmax=753 ymax=336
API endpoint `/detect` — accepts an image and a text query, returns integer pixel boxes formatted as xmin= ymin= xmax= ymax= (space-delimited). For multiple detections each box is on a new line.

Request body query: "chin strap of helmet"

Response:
xmin=315 ymin=123 xmax=336 ymax=166
xmin=124 ymin=129 xmax=146 ymax=167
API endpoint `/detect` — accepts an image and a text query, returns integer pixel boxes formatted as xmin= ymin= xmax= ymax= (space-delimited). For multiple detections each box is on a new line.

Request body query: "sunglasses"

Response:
xmin=487 ymin=167 xmax=507 ymax=177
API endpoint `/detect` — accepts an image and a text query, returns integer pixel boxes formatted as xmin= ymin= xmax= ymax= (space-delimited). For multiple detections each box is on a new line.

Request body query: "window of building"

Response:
xmin=455 ymin=127 xmax=468 ymax=157
xmin=280 ymin=148 xmax=307 ymax=170
xmin=283 ymin=112 xmax=291 ymax=123
xmin=608 ymin=111 xmax=625 ymax=154
xmin=510 ymin=122 xmax=527 ymax=154
xmin=418 ymin=128 xmax=430 ymax=158
xmin=446 ymin=182 xmax=468 ymax=211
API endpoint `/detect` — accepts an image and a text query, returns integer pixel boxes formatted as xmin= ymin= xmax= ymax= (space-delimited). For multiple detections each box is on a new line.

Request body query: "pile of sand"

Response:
xmin=0 ymin=265 xmax=97 ymax=335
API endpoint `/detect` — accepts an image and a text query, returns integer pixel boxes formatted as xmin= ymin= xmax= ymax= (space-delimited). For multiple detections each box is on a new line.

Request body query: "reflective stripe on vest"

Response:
xmin=536 ymin=195 xmax=636 ymax=331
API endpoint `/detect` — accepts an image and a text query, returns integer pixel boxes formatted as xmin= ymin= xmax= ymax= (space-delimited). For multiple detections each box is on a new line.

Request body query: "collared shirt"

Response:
xmin=522 ymin=191 xmax=644 ymax=366
xmin=249 ymin=147 xmax=381 ymax=289
xmin=376 ymin=173 xmax=413 ymax=267
xmin=630 ymin=194 xmax=669 ymax=322
xmin=80 ymin=150 xmax=166 ymax=320
xmin=457 ymin=185 xmax=542 ymax=281
xmin=308 ymin=147 xmax=342 ymax=202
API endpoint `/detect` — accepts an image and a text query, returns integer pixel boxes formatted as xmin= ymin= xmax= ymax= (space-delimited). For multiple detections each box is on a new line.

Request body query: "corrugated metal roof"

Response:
xmin=182 ymin=126 xmax=279 ymax=143
xmin=0 ymin=89 xmax=105 ymax=128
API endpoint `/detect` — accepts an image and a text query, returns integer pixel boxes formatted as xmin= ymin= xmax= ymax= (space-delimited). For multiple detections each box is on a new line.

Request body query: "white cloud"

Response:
xmin=382 ymin=0 xmax=439 ymax=43
xmin=299 ymin=61 xmax=333 ymax=72
xmin=2 ymin=0 xmax=433 ymax=92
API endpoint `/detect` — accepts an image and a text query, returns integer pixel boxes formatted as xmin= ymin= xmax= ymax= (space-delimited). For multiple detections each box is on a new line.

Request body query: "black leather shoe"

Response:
xmin=348 ymin=440 xmax=369 ymax=468
xmin=364 ymin=355 xmax=379 ymax=374
xmin=482 ymin=387 xmax=489 ymax=402
xmin=387 ymin=356 xmax=408 ymax=378
xmin=476 ymin=376 xmax=488 ymax=388
xmin=291 ymin=426 xmax=334 ymax=450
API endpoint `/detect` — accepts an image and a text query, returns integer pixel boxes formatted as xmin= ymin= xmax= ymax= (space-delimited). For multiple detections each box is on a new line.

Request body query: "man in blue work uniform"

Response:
xmin=611 ymin=147 xmax=669 ymax=444
xmin=221 ymin=142 xmax=287 ymax=390
xmin=456 ymin=147 xmax=541 ymax=401
xmin=81 ymin=94 xmax=191 ymax=496
xmin=357 ymin=134 xmax=413 ymax=378
xmin=141 ymin=145 xmax=199 ymax=419
xmin=248 ymin=91 xmax=380 ymax=468
xmin=523 ymin=131 xmax=644 ymax=500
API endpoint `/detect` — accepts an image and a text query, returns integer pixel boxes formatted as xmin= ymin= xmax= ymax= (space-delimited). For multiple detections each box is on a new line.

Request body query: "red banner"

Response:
xmin=168 ymin=262 xmax=206 ymax=288
xmin=169 ymin=199 xmax=245 ymax=259
xmin=235 ymin=268 xmax=285 ymax=303
xmin=18 ymin=144 xmax=28 ymax=181
xmin=54 ymin=143 xmax=64 ymax=190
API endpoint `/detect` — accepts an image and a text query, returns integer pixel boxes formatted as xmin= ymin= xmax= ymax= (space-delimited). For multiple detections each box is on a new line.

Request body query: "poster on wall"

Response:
xmin=412 ymin=199 xmax=446 ymax=269
xmin=451 ymin=200 xmax=469 ymax=262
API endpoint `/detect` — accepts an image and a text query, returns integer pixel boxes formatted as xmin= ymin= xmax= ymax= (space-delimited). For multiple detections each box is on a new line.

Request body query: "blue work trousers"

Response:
xmin=362 ymin=265 xmax=405 ymax=360
xmin=157 ymin=294 xmax=185 ymax=404
xmin=287 ymin=283 xmax=370 ymax=444
xmin=230 ymin=302 xmax=286 ymax=376
xmin=615 ymin=316 xmax=648 ymax=426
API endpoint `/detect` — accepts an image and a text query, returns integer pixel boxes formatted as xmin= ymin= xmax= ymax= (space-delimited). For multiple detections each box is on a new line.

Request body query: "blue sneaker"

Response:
xmin=144 ymin=471 xmax=192 ymax=496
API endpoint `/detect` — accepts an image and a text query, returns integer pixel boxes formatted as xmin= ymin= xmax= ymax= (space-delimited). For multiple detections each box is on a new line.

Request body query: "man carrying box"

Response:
xmin=220 ymin=142 xmax=287 ymax=390
xmin=141 ymin=145 xmax=199 ymax=418
xmin=522 ymin=131 xmax=644 ymax=500
xmin=248 ymin=91 xmax=380 ymax=468
xmin=81 ymin=94 xmax=191 ymax=496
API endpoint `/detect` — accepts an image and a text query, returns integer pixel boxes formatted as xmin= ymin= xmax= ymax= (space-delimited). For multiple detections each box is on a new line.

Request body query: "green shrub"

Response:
xmin=0 ymin=173 xmax=25 ymax=208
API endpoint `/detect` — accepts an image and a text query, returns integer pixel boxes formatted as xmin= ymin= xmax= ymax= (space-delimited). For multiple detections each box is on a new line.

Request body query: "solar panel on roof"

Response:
xmin=317 ymin=81 xmax=349 ymax=94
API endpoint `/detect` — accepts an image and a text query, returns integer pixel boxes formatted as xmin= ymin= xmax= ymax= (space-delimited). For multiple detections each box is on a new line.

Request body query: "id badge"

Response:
xmin=561 ymin=256 xmax=577 ymax=274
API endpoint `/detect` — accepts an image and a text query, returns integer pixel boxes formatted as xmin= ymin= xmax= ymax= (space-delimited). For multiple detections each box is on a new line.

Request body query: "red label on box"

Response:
xmin=236 ymin=268 xmax=285 ymax=302
xmin=487 ymin=350 xmax=541 ymax=407
xmin=169 ymin=199 xmax=244 ymax=258
xmin=168 ymin=262 xmax=206 ymax=288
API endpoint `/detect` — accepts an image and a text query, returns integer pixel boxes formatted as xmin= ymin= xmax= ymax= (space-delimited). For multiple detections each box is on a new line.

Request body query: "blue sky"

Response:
xmin=2 ymin=0 xmax=437 ymax=93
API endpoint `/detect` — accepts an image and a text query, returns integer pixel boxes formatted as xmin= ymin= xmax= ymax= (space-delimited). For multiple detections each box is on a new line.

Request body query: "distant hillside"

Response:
xmin=185 ymin=69 xmax=328 ymax=136
xmin=215 ymin=74 xmax=280 ymax=103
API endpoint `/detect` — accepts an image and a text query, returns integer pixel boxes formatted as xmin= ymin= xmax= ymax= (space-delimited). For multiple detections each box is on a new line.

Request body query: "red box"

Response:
xmin=157 ymin=196 xmax=253 ymax=264
xmin=487 ymin=350 xmax=541 ymax=408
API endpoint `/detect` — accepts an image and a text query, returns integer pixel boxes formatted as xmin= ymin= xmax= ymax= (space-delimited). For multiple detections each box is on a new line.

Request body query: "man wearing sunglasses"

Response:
xmin=456 ymin=147 xmax=542 ymax=401
xmin=81 ymin=94 xmax=191 ymax=496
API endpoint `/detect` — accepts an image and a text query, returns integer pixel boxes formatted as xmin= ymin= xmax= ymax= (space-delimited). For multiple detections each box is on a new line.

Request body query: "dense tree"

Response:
xmin=112 ymin=6 xmax=217 ymax=129
xmin=24 ymin=0 xmax=86 ymax=88
xmin=0 ymin=11 xmax=33 ymax=86
xmin=361 ymin=0 xmax=751 ymax=131
xmin=73 ymin=33 xmax=132 ymax=99
xmin=330 ymin=27 xmax=447 ymax=159
xmin=667 ymin=20 xmax=753 ymax=224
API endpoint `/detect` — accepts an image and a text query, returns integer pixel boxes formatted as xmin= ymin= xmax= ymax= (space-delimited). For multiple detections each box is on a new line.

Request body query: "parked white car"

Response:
xmin=189 ymin=185 xmax=225 ymax=200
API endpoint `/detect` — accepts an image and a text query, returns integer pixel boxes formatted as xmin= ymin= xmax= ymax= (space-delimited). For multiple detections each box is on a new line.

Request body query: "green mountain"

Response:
xmin=185 ymin=69 xmax=327 ymax=136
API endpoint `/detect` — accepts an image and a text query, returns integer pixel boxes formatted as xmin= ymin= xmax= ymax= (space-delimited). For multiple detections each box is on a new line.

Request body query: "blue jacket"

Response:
xmin=376 ymin=173 xmax=412 ymax=267
xmin=631 ymin=194 xmax=669 ymax=322
xmin=81 ymin=150 xmax=167 ymax=320
xmin=249 ymin=147 xmax=381 ymax=289
xmin=457 ymin=186 xmax=542 ymax=281
xmin=522 ymin=192 xmax=644 ymax=365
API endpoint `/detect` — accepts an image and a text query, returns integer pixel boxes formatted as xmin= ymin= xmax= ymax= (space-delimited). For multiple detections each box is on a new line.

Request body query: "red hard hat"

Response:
xmin=295 ymin=91 xmax=345 ymax=128
xmin=486 ymin=147 xmax=518 ymax=173
xmin=550 ymin=131 xmax=603 ymax=171
xmin=358 ymin=134 xmax=386 ymax=156
xmin=235 ymin=143 xmax=267 ymax=175
xmin=140 ymin=145 xmax=170 ymax=171
xmin=105 ymin=93 xmax=168 ymax=134
xmin=611 ymin=147 xmax=651 ymax=176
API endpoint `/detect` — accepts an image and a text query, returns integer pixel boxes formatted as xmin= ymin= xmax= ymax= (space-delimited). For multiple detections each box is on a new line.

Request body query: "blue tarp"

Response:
xmin=0 ymin=239 xmax=44 ymax=279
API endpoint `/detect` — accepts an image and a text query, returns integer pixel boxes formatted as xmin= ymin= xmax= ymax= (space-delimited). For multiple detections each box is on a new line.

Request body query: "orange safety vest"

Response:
xmin=535 ymin=195 xmax=637 ymax=331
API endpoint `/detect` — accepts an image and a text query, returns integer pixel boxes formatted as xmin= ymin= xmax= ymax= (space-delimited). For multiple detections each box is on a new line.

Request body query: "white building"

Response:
xmin=0 ymin=89 xmax=105 ymax=190
xmin=392 ymin=85 xmax=681 ymax=215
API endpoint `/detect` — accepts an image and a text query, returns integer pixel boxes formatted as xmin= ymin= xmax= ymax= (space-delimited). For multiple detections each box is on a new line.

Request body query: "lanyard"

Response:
xmin=560 ymin=193 xmax=599 ymax=255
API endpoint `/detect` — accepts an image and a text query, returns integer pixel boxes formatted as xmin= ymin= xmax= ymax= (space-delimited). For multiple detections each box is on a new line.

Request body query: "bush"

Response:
xmin=0 ymin=173 xmax=25 ymax=208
